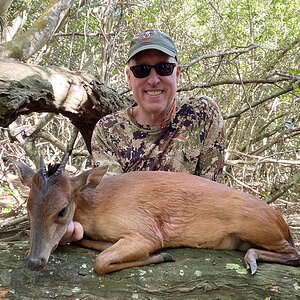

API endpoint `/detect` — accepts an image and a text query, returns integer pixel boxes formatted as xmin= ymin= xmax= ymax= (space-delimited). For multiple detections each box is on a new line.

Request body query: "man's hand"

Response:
xmin=59 ymin=221 xmax=84 ymax=245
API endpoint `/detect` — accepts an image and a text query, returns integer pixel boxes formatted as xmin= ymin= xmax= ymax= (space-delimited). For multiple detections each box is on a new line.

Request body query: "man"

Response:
xmin=61 ymin=29 xmax=225 ymax=244
xmin=92 ymin=29 xmax=224 ymax=178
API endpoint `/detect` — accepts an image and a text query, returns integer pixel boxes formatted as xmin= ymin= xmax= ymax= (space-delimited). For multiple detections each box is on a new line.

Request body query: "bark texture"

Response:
xmin=0 ymin=240 xmax=299 ymax=300
xmin=0 ymin=59 xmax=132 ymax=152
xmin=0 ymin=0 xmax=76 ymax=60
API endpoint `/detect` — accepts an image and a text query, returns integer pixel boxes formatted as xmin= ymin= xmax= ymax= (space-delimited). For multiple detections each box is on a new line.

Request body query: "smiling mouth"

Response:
xmin=146 ymin=90 xmax=163 ymax=96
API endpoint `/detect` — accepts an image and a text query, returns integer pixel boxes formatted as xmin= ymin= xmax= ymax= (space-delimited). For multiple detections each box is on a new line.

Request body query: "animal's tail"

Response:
xmin=287 ymin=227 xmax=299 ymax=250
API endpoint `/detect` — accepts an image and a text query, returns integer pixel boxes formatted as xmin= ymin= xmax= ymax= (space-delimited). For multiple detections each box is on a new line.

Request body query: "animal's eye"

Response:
xmin=58 ymin=207 xmax=67 ymax=218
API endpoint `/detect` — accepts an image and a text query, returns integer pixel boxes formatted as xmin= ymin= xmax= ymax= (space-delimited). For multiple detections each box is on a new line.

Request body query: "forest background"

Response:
xmin=0 ymin=0 xmax=299 ymax=225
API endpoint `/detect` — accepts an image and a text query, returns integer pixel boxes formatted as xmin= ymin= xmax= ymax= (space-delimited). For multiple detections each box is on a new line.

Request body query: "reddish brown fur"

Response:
xmin=15 ymin=163 xmax=300 ymax=275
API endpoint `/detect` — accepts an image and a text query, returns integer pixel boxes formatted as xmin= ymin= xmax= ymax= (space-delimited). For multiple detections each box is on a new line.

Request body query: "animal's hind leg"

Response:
xmin=244 ymin=248 xmax=300 ymax=275
xmin=94 ymin=237 xmax=175 ymax=275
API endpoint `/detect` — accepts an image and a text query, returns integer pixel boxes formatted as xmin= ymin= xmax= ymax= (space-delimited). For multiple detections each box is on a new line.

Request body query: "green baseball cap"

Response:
xmin=127 ymin=29 xmax=178 ymax=62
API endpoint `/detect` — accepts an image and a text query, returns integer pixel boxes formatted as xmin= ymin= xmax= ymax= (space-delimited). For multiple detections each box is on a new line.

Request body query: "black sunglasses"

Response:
xmin=130 ymin=63 xmax=177 ymax=78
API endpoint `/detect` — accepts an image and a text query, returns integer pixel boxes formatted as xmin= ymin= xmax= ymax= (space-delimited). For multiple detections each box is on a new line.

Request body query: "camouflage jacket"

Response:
xmin=92 ymin=95 xmax=225 ymax=181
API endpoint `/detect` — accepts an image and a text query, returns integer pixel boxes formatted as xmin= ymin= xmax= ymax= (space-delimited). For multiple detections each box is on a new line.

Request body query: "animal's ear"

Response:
xmin=13 ymin=161 xmax=35 ymax=187
xmin=71 ymin=166 xmax=109 ymax=191
xmin=84 ymin=166 xmax=109 ymax=189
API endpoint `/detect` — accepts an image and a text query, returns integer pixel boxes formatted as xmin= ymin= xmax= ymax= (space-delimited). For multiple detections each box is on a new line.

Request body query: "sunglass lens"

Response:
xmin=156 ymin=63 xmax=174 ymax=76
xmin=131 ymin=65 xmax=150 ymax=78
xmin=130 ymin=63 xmax=176 ymax=78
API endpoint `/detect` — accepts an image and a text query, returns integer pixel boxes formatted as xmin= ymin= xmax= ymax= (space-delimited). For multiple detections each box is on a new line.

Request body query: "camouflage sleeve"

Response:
xmin=91 ymin=121 xmax=123 ymax=173
xmin=196 ymin=97 xmax=225 ymax=182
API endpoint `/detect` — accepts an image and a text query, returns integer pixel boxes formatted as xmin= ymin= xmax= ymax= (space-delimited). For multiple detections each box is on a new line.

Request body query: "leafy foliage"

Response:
xmin=0 ymin=0 xmax=299 ymax=203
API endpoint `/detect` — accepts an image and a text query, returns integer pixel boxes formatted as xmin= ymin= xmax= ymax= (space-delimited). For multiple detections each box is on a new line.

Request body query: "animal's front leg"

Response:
xmin=74 ymin=239 xmax=114 ymax=251
xmin=93 ymin=237 xmax=175 ymax=275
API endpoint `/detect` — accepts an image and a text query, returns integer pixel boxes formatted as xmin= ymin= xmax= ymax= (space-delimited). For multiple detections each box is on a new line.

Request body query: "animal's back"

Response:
xmin=76 ymin=171 xmax=291 ymax=251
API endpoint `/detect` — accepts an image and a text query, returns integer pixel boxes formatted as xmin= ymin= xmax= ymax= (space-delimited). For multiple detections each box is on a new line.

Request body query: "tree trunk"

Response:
xmin=0 ymin=0 xmax=13 ymax=17
xmin=0 ymin=239 xmax=299 ymax=300
xmin=0 ymin=59 xmax=132 ymax=152
xmin=0 ymin=0 xmax=76 ymax=60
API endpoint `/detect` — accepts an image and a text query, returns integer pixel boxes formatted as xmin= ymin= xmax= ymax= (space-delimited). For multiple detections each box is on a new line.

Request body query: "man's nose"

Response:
xmin=147 ymin=68 xmax=160 ymax=86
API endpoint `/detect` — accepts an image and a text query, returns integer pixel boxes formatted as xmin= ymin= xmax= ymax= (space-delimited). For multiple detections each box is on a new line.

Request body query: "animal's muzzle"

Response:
xmin=26 ymin=257 xmax=47 ymax=271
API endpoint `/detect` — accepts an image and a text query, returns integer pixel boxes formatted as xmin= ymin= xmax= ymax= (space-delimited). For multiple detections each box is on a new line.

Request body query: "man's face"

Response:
xmin=126 ymin=49 xmax=181 ymax=119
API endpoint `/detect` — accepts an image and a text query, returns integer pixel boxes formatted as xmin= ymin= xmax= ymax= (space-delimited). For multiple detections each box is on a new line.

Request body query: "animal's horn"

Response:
xmin=40 ymin=155 xmax=47 ymax=178
xmin=55 ymin=152 xmax=69 ymax=176
xmin=55 ymin=127 xmax=78 ymax=176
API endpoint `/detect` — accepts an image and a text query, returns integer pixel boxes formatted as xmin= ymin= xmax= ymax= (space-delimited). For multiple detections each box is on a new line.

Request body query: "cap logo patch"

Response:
xmin=138 ymin=29 xmax=156 ymax=41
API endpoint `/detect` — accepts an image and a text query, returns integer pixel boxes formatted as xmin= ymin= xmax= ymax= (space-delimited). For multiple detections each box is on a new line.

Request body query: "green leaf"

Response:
xmin=226 ymin=263 xmax=248 ymax=274
xmin=2 ymin=206 xmax=13 ymax=213
xmin=294 ymin=88 xmax=300 ymax=95
xmin=289 ymin=68 xmax=300 ymax=75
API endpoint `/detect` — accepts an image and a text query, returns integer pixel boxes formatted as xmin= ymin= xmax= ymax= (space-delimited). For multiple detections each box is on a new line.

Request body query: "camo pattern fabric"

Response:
xmin=92 ymin=95 xmax=225 ymax=181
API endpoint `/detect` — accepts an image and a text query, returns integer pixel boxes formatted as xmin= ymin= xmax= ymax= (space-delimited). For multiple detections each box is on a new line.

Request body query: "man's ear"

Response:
xmin=176 ymin=64 xmax=182 ymax=85
xmin=124 ymin=66 xmax=132 ymax=90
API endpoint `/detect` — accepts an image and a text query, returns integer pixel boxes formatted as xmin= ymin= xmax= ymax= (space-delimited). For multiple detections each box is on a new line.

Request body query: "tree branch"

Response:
xmin=177 ymin=76 xmax=292 ymax=92
xmin=187 ymin=44 xmax=260 ymax=67
xmin=0 ymin=0 xmax=76 ymax=60
xmin=224 ymin=84 xmax=296 ymax=119
xmin=249 ymin=128 xmax=300 ymax=156
xmin=0 ymin=59 xmax=132 ymax=152
xmin=0 ymin=0 xmax=13 ymax=17
xmin=266 ymin=171 xmax=300 ymax=204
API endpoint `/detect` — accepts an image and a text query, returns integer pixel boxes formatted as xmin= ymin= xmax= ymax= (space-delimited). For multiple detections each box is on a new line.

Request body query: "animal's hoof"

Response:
xmin=161 ymin=252 xmax=175 ymax=262
xmin=245 ymin=260 xmax=257 ymax=274
xmin=244 ymin=249 xmax=258 ymax=275
xmin=249 ymin=262 xmax=257 ymax=275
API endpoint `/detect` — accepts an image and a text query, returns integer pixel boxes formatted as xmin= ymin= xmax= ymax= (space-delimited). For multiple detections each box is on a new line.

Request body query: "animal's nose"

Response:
xmin=26 ymin=257 xmax=46 ymax=271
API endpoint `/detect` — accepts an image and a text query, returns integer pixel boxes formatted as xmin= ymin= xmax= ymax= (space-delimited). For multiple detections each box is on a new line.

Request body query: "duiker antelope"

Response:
xmin=15 ymin=154 xmax=300 ymax=275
